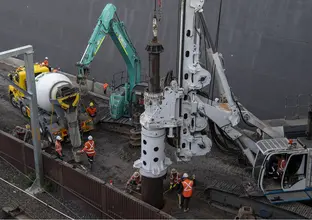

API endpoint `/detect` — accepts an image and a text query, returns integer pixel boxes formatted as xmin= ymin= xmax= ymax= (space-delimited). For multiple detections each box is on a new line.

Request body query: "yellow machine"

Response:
xmin=8 ymin=63 xmax=50 ymax=108
xmin=8 ymin=65 xmax=94 ymax=145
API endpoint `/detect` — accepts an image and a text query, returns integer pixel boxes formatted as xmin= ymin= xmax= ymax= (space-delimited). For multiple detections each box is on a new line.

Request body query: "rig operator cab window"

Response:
xmin=253 ymin=138 xmax=311 ymax=203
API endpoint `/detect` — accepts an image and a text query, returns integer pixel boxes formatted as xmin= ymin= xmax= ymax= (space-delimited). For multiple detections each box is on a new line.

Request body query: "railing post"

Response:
xmin=91 ymin=78 xmax=95 ymax=92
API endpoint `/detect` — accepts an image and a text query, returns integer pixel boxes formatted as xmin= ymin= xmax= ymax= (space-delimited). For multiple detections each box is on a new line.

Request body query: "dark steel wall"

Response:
xmin=0 ymin=130 xmax=174 ymax=219
xmin=0 ymin=0 xmax=312 ymax=119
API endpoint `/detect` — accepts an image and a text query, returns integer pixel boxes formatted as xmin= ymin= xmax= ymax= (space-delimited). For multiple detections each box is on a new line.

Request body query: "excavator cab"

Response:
xmin=253 ymin=138 xmax=312 ymax=203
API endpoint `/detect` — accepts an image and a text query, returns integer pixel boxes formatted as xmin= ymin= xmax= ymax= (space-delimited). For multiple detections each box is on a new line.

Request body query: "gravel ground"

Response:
xmin=0 ymin=62 xmax=241 ymax=218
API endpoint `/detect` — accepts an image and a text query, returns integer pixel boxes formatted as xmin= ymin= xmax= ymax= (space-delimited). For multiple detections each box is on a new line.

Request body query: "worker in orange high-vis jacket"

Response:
xmin=177 ymin=173 xmax=196 ymax=212
xmin=43 ymin=57 xmax=49 ymax=66
xmin=55 ymin=136 xmax=63 ymax=160
xmin=103 ymin=83 xmax=109 ymax=95
xmin=78 ymin=135 xmax=96 ymax=170
xmin=41 ymin=57 xmax=51 ymax=71
xmin=86 ymin=102 xmax=97 ymax=118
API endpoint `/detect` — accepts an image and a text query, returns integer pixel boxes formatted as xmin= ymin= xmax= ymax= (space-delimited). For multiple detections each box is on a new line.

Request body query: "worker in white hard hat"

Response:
xmin=78 ymin=135 xmax=96 ymax=170
xmin=169 ymin=168 xmax=181 ymax=190
xmin=168 ymin=168 xmax=182 ymax=208
xmin=55 ymin=135 xmax=63 ymax=160
xmin=177 ymin=172 xmax=196 ymax=212
xmin=127 ymin=171 xmax=142 ymax=190
xmin=41 ymin=57 xmax=51 ymax=71
xmin=43 ymin=57 xmax=49 ymax=66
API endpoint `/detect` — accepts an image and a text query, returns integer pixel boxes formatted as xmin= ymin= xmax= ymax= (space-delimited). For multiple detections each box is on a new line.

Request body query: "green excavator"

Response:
xmin=76 ymin=3 xmax=147 ymax=122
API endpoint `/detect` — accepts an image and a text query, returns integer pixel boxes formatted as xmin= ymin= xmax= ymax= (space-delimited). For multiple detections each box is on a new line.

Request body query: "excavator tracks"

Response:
xmin=100 ymin=108 xmax=141 ymax=147
xmin=100 ymin=109 xmax=133 ymax=135
xmin=205 ymin=179 xmax=312 ymax=219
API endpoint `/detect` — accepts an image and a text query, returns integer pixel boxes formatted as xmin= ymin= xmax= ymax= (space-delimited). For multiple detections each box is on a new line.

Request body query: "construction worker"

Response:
xmin=78 ymin=135 xmax=96 ymax=169
xmin=169 ymin=168 xmax=181 ymax=190
xmin=268 ymin=155 xmax=278 ymax=177
xmin=277 ymin=155 xmax=287 ymax=177
xmin=55 ymin=136 xmax=63 ymax=160
xmin=103 ymin=83 xmax=109 ymax=95
xmin=127 ymin=171 xmax=142 ymax=190
xmin=41 ymin=57 xmax=51 ymax=71
xmin=178 ymin=173 xmax=196 ymax=212
xmin=86 ymin=102 xmax=97 ymax=118
xmin=43 ymin=57 xmax=49 ymax=66
xmin=169 ymin=168 xmax=182 ymax=208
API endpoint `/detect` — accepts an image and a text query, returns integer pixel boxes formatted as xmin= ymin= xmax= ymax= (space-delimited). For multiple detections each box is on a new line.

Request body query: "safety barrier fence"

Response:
xmin=0 ymin=131 xmax=173 ymax=219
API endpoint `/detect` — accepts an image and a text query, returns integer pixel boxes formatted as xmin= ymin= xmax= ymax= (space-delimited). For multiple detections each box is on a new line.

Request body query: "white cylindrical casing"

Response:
xmin=133 ymin=127 xmax=172 ymax=178
xmin=35 ymin=73 xmax=73 ymax=112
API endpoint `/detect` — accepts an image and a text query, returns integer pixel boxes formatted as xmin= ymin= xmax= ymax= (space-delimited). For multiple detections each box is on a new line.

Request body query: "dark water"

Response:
xmin=0 ymin=0 xmax=312 ymax=119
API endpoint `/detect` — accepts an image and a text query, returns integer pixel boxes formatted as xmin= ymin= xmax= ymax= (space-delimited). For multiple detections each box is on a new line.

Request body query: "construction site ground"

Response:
xmin=0 ymin=62 xmax=241 ymax=218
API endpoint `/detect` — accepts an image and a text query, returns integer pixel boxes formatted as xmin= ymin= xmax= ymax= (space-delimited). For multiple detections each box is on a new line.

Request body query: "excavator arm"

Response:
xmin=76 ymin=4 xmax=114 ymax=83
xmin=76 ymin=3 xmax=141 ymax=93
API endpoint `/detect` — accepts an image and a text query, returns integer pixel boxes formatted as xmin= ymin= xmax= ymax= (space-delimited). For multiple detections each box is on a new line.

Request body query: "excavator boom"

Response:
xmin=77 ymin=3 xmax=141 ymax=119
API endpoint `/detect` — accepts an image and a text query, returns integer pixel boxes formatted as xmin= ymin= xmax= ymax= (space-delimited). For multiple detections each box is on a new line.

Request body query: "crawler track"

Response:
xmin=205 ymin=179 xmax=312 ymax=219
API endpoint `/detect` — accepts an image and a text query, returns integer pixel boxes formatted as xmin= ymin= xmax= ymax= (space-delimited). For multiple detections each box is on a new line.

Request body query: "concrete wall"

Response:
xmin=0 ymin=0 xmax=312 ymax=119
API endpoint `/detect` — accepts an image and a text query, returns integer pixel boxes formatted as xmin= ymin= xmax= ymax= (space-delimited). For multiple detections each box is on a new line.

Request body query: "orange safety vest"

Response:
xmin=103 ymin=83 xmax=109 ymax=90
xmin=82 ymin=140 xmax=95 ymax=156
xmin=182 ymin=179 xmax=193 ymax=198
xmin=55 ymin=141 xmax=62 ymax=156
xmin=86 ymin=107 xmax=97 ymax=117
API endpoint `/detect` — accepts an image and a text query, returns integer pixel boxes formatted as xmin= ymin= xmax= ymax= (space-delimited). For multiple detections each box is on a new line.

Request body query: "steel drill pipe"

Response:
xmin=140 ymin=39 xmax=166 ymax=209
xmin=141 ymin=175 xmax=165 ymax=209
xmin=145 ymin=41 xmax=164 ymax=93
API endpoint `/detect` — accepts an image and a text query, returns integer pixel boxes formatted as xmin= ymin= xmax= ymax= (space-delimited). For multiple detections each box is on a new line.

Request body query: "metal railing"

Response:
xmin=111 ymin=68 xmax=149 ymax=90
xmin=285 ymin=94 xmax=312 ymax=119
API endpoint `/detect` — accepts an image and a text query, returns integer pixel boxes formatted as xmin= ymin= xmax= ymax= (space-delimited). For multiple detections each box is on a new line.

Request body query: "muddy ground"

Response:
xmin=0 ymin=63 xmax=245 ymax=218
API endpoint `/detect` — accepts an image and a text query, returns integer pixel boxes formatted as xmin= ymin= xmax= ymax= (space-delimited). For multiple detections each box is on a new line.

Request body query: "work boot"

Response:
xmin=184 ymin=208 xmax=189 ymax=212
xmin=179 ymin=204 xmax=182 ymax=209
xmin=89 ymin=163 xmax=93 ymax=171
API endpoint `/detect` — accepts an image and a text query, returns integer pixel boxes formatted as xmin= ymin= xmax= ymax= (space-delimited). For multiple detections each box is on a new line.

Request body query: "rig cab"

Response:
xmin=253 ymin=137 xmax=312 ymax=203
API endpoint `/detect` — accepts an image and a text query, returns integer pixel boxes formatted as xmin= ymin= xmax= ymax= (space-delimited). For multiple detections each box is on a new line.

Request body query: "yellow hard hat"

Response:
xmin=89 ymin=102 xmax=94 ymax=107
xmin=25 ymin=124 xmax=30 ymax=129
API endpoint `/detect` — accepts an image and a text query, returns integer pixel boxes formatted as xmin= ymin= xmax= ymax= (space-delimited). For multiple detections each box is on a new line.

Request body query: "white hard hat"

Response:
xmin=171 ymin=168 xmax=177 ymax=173
xmin=182 ymin=173 xmax=189 ymax=178
xmin=56 ymin=136 xmax=62 ymax=141
xmin=134 ymin=172 xmax=140 ymax=178
xmin=45 ymin=57 xmax=48 ymax=59
xmin=88 ymin=135 xmax=93 ymax=140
